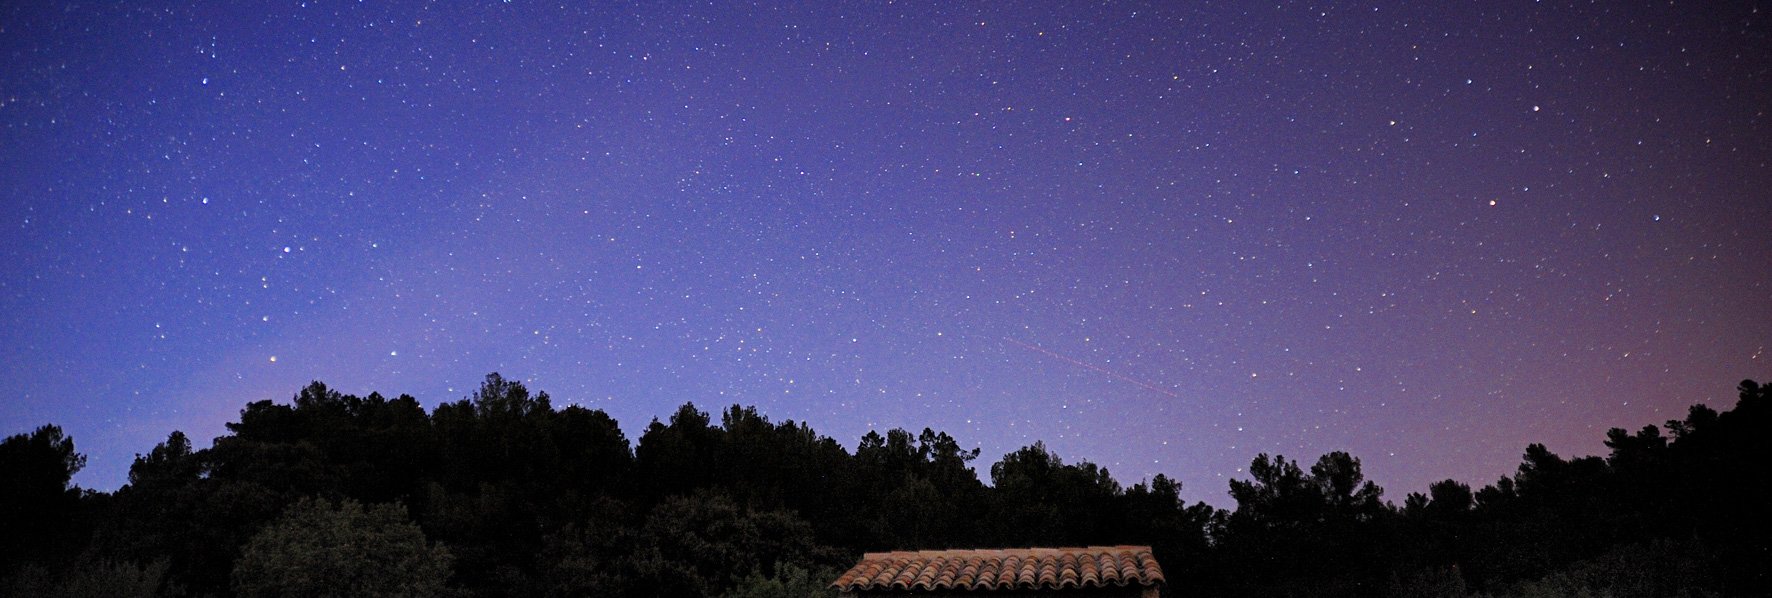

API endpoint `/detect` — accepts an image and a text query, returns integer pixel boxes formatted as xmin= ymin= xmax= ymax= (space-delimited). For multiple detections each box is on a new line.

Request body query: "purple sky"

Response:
xmin=3 ymin=2 xmax=1768 ymax=506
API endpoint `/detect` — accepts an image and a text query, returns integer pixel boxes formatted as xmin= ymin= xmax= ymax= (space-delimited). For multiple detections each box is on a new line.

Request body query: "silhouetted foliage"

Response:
xmin=0 ymin=425 xmax=90 ymax=582
xmin=722 ymin=563 xmax=837 ymax=598
xmin=988 ymin=441 xmax=1124 ymax=546
xmin=0 ymin=559 xmax=171 ymax=598
xmin=3 ymin=373 xmax=1768 ymax=597
xmin=1210 ymin=451 xmax=1393 ymax=596
xmin=231 ymin=497 xmax=454 ymax=598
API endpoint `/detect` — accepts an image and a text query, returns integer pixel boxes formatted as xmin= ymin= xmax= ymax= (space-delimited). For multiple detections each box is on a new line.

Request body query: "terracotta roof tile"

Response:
xmin=831 ymin=545 xmax=1165 ymax=592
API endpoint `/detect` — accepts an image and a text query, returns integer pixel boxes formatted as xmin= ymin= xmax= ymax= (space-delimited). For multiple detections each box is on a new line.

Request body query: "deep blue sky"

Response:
xmin=3 ymin=1 xmax=1768 ymax=506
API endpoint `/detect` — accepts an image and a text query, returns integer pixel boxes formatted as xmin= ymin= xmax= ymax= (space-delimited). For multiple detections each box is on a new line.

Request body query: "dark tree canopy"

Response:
xmin=231 ymin=497 xmax=454 ymax=598
xmin=2 ymin=373 xmax=1768 ymax=597
xmin=0 ymin=425 xmax=88 ymax=573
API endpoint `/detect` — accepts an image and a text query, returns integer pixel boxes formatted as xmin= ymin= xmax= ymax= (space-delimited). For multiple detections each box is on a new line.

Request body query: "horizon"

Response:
xmin=26 ymin=371 xmax=1763 ymax=509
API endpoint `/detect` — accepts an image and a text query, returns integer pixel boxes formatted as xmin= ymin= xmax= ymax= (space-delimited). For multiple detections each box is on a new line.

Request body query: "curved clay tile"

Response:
xmin=832 ymin=571 xmax=858 ymax=587
xmin=1101 ymin=560 xmax=1123 ymax=584
xmin=1138 ymin=552 xmax=1166 ymax=583
xmin=956 ymin=559 xmax=979 ymax=585
xmin=911 ymin=564 xmax=939 ymax=589
xmin=1058 ymin=555 xmax=1074 ymax=587
xmin=1036 ymin=557 xmax=1060 ymax=587
xmin=828 ymin=545 xmax=1165 ymax=593
xmin=873 ymin=561 xmax=901 ymax=587
xmin=889 ymin=562 xmax=918 ymax=589
xmin=1060 ymin=566 xmax=1082 ymax=588
xmin=951 ymin=560 xmax=968 ymax=582
xmin=972 ymin=558 xmax=997 ymax=588
xmin=1117 ymin=554 xmax=1138 ymax=576
xmin=996 ymin=565 xmax=1021 ymax=590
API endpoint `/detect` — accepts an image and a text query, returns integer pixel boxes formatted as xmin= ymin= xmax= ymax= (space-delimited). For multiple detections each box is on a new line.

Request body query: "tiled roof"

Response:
xmin=830 ymin=545 xmax=1164 ymax=592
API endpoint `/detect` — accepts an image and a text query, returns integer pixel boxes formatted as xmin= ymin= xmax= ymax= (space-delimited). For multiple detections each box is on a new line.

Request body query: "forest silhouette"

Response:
xmin=2 ymin=374 xmax=1767 ymax=597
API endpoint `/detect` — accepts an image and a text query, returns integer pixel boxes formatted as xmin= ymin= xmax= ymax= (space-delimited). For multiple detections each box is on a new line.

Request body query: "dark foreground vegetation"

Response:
xmin=3 ymin=375 xmax=1768 ymax=597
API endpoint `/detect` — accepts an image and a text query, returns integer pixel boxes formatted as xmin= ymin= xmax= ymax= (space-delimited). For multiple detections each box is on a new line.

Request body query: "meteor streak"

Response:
xmin=1004 ymin=337 xmax=1180 ymax=399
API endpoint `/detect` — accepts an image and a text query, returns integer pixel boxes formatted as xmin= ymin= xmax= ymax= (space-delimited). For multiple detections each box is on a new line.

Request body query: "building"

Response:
xmin=830 ymin=545 xmax=1165 ymax=598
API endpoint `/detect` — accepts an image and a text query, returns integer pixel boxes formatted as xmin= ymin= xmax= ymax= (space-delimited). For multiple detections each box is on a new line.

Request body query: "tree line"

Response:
xmin=2 ymin=374 xmax=1767 ymax=597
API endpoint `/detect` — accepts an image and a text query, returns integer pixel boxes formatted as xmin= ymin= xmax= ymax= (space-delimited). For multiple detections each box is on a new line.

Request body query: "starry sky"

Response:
xmin=3 ymin=1 xmax=1769 ymax=506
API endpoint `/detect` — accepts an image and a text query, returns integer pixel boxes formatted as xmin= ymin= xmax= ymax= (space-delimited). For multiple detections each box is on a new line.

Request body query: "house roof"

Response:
xmin=830 ymin=545 xmax=1164 ymax=593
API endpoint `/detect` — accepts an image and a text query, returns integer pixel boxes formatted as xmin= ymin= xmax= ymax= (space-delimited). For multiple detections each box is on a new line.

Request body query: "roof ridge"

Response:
xmin=862 ymin=544 xmax=1150 ymax=556
xmin=832 ymin=545 xmax=1165 ymax=593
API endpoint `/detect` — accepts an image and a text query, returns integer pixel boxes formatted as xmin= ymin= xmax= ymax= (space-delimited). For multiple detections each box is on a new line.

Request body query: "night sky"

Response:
xmin=3 ymin=2 xmax=1769 ymax=506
